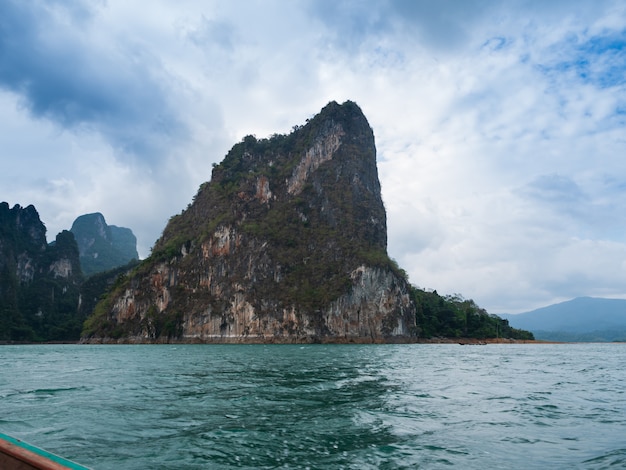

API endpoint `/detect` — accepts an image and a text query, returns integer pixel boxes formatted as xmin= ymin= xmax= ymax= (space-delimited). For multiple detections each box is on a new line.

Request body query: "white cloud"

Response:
xmin=1 ymin=0 xmax=626 ymax=313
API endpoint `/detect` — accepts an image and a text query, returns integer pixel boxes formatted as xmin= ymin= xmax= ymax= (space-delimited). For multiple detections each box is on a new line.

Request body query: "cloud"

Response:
xmin=0 ymin=0 xmax=185 ymax=159
xmin=520 ymin=173 xmax=587 ymax=207
xmin=308 ymin=0 xmax=497 ymax=54
xmin=1 ymin=0 xmax=626 ymax=314
xmin=307 ymin=0 xmax=626 ymax=313
xmin=307 ymin=0 xmax=390 ymax=52
xmin=187 ymin=16 xmax=237 ymax=52
xmin=387 ymin=0 xmax=495 ymax=51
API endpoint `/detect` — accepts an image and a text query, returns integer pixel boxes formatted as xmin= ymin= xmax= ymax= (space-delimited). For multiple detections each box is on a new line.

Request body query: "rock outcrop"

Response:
xmin=0 ymin=203 xmax=83 ymax=341
xmin=83 ymin=101 xmax=417 ymax=343
xmin=70 ymin=213 xmax=138 ymax=276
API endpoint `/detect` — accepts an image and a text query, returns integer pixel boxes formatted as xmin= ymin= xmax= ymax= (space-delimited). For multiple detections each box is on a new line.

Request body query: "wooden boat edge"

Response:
xmin=0 ymin=433 xmax=90 ymax=470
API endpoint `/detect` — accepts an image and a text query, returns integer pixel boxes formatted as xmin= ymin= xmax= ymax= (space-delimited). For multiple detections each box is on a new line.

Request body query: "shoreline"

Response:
xmin=1 ymin=337 xmax=572 ymax=345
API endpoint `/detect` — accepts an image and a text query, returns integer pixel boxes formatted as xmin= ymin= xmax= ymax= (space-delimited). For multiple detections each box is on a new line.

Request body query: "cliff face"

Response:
xmin=70 ymin=213 xmax=139 ymax=276
xmin=0 ymin=203 xmax=83 ymax=341
xmin=84 ymin=101 xmax=416 ymax=343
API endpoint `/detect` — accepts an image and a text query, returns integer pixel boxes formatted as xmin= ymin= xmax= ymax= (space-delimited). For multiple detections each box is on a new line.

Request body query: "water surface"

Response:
xmin=1 ymin=343 xmax=625 ymax=469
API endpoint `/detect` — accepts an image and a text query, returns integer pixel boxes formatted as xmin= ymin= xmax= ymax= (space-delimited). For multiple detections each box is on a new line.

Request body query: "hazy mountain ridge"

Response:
xmin=501 ymin=297 xmax=626 ymax=341
xmin=0 ymin=203 xmax=139 ymax=341
xmin=70 ymin=212 xmax=138 ymax=276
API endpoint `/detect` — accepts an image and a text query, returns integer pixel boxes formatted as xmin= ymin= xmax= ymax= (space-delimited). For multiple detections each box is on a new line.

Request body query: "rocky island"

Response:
xmin=80 ymin=101 xmax=534 ymax=344
xmin=83 ymin=101 xmax=417 ymax=343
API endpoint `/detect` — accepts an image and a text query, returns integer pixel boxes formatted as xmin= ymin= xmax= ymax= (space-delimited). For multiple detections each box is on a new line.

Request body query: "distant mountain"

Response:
xmin=70 ymin=213 xmax=138 ymax=276
xmin=500 ymin=297 xmax=626 ymax=342
xmin=0 ymin=202 xmax=83 ymax=341
xmin=0 ymin=203 xmax=141 ymax=342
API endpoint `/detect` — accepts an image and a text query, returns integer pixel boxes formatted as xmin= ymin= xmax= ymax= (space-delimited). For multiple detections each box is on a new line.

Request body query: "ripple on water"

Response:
xmin=0 ymin=343 xmax=625 ymax=469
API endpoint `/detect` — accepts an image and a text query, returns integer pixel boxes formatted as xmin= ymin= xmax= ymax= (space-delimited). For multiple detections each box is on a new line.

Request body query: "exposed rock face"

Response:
xmin=84 ymin=101 xmax=416 ymax=343
xmin=287 ymin=121 xmax=344 ymax=195
xmin=0 ymin=203 xmax=83 ymax=341
xmin=70 ymin=213 xmax=139 ymax=276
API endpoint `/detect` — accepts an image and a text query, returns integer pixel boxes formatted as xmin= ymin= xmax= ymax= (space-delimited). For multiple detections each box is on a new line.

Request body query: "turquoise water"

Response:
xmin=1 ymin=343 xmax=625 ymax=469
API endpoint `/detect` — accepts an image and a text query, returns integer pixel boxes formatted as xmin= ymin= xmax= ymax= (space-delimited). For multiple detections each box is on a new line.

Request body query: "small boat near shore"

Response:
xmin=0 ymin=432 xmax=90 ymax=470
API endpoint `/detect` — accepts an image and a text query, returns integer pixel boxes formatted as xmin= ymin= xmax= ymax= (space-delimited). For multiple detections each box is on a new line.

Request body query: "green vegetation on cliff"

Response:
xmin=145 ymin=100 xmax=390 ymax=318
xmin=82 ymin=101 xmax=533 ymax=343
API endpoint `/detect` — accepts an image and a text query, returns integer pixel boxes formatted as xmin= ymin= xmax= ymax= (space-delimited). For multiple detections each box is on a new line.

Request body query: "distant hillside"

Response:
xmin=70 ymin=213 xmax=138 ymax=276
xmin=0 ymin=203 xmax=141 ymax=342
xmin=500 ymin=297 xmax=626 ymax=342
xmin=0 ymin=202 xmax=83 ymax=341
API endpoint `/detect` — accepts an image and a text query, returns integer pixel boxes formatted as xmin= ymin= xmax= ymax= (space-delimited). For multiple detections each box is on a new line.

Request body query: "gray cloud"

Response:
xmin=516 ymin=173 xmax=626 ymax=243
xmin=307 ymin=0 xmax=491 ymax=52
xmin=0 ymin=0 xmax=185 ymax=159
xmin=307 ymin=0 xmax=391 ymax=52
xmin=387 ymin=0 xmax=494 ymax=50
xmin=188 ymin=16 xmax=237 ymax=52
xmin=520 ymin=174 xmax=587 ymax=205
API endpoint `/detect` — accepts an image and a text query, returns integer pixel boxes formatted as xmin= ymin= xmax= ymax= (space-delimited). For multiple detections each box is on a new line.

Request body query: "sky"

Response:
xmin=1 ymin=0 xmax=626 ymax=314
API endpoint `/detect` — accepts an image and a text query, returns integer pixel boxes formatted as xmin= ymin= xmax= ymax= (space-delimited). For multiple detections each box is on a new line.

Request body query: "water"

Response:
xmin=1 ymin=343 xmax=625 ymax=469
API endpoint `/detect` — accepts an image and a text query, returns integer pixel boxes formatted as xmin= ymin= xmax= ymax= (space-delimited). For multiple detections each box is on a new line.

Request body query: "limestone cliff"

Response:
xmin=0 ymin=203 xmax=83 ymax=341
xmin=83 ymin=101 xmax=417 ymax=343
